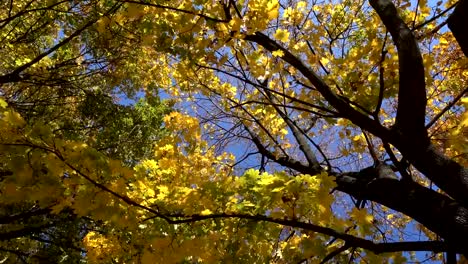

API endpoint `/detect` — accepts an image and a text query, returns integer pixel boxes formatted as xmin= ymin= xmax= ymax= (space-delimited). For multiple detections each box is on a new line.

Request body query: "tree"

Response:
xmin=1 ymin=0 xmax=468 ymax=263
xmin=0 ymin=1 xmax=171 ymax=262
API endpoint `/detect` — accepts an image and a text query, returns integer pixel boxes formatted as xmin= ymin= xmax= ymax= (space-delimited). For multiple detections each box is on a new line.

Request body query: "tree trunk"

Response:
xmin=448 ymin=0 xmax=468 ymax=57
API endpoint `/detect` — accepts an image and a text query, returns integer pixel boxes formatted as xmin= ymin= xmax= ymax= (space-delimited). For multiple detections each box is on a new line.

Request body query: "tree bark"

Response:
xmin=448 ymin=0 xmax=468 ymax=57
xmin=336 ymin=176 xmax=468 ymax=254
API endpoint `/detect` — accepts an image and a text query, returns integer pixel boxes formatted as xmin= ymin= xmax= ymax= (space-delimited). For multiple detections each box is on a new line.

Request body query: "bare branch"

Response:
xmin=122 ymin=0 xmax=228 ymax=23
xmin=243 ymin=125 xmax=311 ymax=174
xmin=0 ymin=0 xmax=69 ymax=30
xmin=426 ymin=86 xmax=468 ymax=129
xmin=412 ymin=2 xmax=458 ymax=31
xmin=262 ymin=82 xmax=322 ymax=172
xmin=320 ymin=243 xmax=350 ymax=264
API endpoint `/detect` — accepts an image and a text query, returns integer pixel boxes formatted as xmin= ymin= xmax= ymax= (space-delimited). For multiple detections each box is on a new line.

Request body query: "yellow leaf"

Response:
xmin=267 ymin=0 xmax=279 ymax=20
xmin=297 ymin=1 xmax=307 ymax=9
xmin=147 ymin=187 xmax=155 ymax=197
xmin=201 ymin=209 xmax=212 ymax=215
xmin=229 ymin=17 xmax=242 ymax=33
xmin=0 ymin=98 xmax=7 ymax=109
xmin=350 ymin=208 xmax=374 ymax=225
xmin=96 ymin=18 xmax=109 ymax=34
xmin=268 ymin=9 xmax=279 ymax=20
xmin=126 ymin=3 xmax=144 ymax=18
xmin=157 ymin=186 xmax=169 ymax=200
xmin=274 ymin=29 xmax=290 ymax=43
xmin=320 ymin=57 xmax=330 ymax=65
xmin=217 ymin=23 xmax=229 ymax=33
xmin=3 ymin=110 xmax=26 ymax=127
xmin=272 ymin=50 xmax=284 ymax=57
xmin=439 ymin=38 xmax=448 ymax=45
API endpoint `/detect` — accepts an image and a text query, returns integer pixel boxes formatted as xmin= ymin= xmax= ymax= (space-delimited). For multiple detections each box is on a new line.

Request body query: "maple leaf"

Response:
xmin=1 ymin=0 xmax=468 ymax=263
xmin=274 ymin=29 xmax=290 ymax=43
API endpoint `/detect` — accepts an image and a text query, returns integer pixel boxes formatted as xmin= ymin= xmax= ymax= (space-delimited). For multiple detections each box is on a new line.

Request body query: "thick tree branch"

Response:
xmin=244 ymin=33 xmax=392 ymax=141
xmin=336 ymin=176 xmax=468 ymax=251
xmin=369 ymin=0 xmax=427 ymax=142
xmin=243 ymin=125 xmax=313 ymax=174
xmin=242 ymin=2 xmax=468 ymax=207
xmin=0 ymin=223 xmax=54 ymax=241
xmin=402 ymin=145 xmax=468 ymax=207
xmin=166 ymin=212 xmax=462 ymax=254
xmin=244 ymin=29 xmax=468 ymax=204
xmin=244 ymin=124 xmax=468 ymax=249
xmin=10 ymin=139 xmax=467 ymax=255
xmin=448 ymin=0 xmax=468 ymax=57
xmin=0 ymin=206 xmax=52 ymax=224
xmin=262 ymin=85 xmax=322 ymax=172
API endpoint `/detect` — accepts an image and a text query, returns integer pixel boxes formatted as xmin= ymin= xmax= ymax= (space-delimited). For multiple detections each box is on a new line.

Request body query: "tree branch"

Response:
xmin=122 ymin=0 xmax=228 ymax=23
xmin=0 ymin=206 xmax=52 ymax=224
xmin=448 ymin=0 xmax=468 ymax=57
xmin=412 ymin=2 xmax=458 ymax=31
xmin=243 ymin=125 xmax=313 ymax=174
xmin=336 ymin=176 xmax=468 ymax=251
xmin=165 ymin=212 xmax=462 ymax=254
xmin=244 ymin=32 xmax=392 ymax=142
xmin=369 ymin=0 xmax=428 ymax=142
xmin=262 ymin=84 xmax=322 ymax=172
xmin=426 ymin=86 xmax=468 ymax=129
xmin=320 ymin=243 xmax=350 ymax=264
xmin=0 ymin=223 xmax=54 ymax=241
xmin=367 ymin=0 xmax=468 ymax=210
xmin=0 ymin=3 xmax=122 ymax=84
xmin=374 ymin=33 xmax=388 ymax=119
xmin=0 ymin=0 xmax=69 ymax=30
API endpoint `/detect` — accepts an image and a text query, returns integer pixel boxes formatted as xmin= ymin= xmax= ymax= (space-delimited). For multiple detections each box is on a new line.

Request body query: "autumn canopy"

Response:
xmin=1 ymin=0 xmax=468 ymax=263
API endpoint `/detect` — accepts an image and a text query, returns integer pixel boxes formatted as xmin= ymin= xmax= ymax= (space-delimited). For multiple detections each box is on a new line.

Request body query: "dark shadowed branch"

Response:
xmin=369 ymin=0 xmax=427 ymax=142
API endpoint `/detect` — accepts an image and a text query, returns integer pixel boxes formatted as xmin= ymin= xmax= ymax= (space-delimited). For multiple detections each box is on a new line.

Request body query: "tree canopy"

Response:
xmin=1 ymin=0 xmax=468 ymax=263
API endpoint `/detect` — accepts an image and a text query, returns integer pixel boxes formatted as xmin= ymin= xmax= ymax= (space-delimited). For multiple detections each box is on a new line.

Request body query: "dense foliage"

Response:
xmin=1 ymin=0 xmax=467 ymax=263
